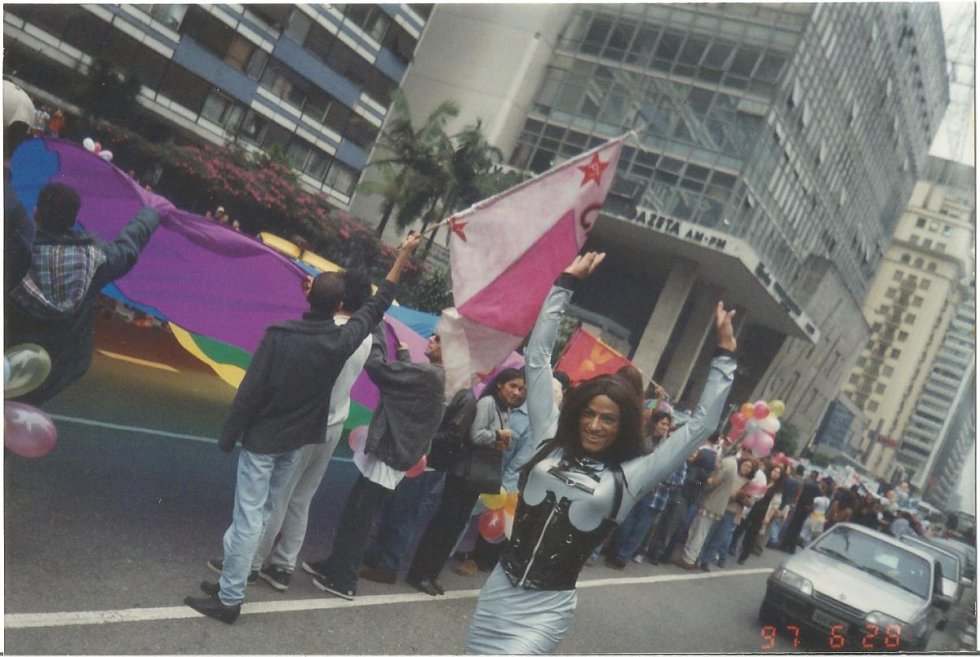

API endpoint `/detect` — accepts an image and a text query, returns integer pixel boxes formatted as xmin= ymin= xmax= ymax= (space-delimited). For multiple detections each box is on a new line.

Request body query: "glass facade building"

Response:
xmin=3 ymin=3 xmax=430 ymax=205
xmin=509 ymin=3 xmax=948 ymax=305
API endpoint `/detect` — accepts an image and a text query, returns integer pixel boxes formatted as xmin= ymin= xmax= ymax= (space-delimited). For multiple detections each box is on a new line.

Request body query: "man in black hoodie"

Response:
xmin=183 ymin=233 xmax=421 ymax=624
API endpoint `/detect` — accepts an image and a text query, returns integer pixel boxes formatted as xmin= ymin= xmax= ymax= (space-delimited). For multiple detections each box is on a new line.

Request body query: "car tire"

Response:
xmin=758 ymin=600 xmax=779 ymax=625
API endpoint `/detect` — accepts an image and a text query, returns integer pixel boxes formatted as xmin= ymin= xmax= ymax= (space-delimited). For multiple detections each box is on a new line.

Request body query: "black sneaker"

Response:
xmin=258 ymin=564 xmax=292 ymax=592
xmin=200 ymin=580 xmax=220 ymax=599
xmin=207 ymin=558 xmax=258 ymax=585
xmin=311 ymin=574 xmax=355 ymax=600
xmin=184 ymin=595 xmax=241 ymax=624
xmin=301 ymin=560 xmax=328 ymax=579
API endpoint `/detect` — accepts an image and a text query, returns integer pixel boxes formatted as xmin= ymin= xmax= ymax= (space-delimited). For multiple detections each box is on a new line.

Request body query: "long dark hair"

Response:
xmin=480 ymin=367 xmax=525 ymax=409
xmin=553 ymin=374 xmax=643 ymax=464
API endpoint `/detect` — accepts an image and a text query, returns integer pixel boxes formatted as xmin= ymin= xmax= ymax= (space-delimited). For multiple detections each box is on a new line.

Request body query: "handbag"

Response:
xmin=461 ymin=444 xmax=503 ymax=494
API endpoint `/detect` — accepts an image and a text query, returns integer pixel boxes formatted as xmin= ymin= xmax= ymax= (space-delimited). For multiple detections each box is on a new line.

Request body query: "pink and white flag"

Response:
xmin=438 ymin=135 xmax=626 ymax=394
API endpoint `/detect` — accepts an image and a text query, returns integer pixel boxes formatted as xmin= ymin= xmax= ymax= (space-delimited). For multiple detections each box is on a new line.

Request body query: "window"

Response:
xmin=905 ymin=314 xmax=916 ymax=324
xmin=915 ymin=217 xmax=926 ymax=228
xmin=849 ymin=373 xmax=860 ymax=385
xmin=137 ymin=4 xmax=188 ymax=30
xmin=936 ymin=243 xmax=946 ymax=252
xmin=913 ymin=257 xmax=923 ymax=268
xmin=343 ymin=4 xmax=392 ymax=42
xmin=942 ymin=224 xmax=953 ymax=237
xmin=324 ymin=160 xmax=359 ymax=196
xmin=911 ymin=296 xmax=923 ymax=307
xmin=900 ymin=254 xmax=910 ymax=264
xmin=920 ymin=279 xmax=931 ymax=290
xmin=868 ymin=400 xmax=879 ymax=412
xmin=285 ymin=8 xmax=312 ymax=43
xmin=927 ymin=262 xmax=937 ymax=272
xmin=909 ymin=235 xmax=919 ymax=245
xmin=892 ymin=271 xmax=903 ymax=281
xmin=898 ymin=331 xmax=908 ymax=342
xmin=875 ymin=383 xmax=886 ymax=394
xmin=159 ymin=63 xmax=210 ymax=113
xmin=891 ymin=348 xmax=901 ymax=358
xmin=883 ymin=365 xmax=893 ymax=376
xmin=923 ymin=239 xmax=933 ymax=249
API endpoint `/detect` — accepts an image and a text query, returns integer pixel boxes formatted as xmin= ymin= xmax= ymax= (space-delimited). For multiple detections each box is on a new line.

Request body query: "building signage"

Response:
xmin=627 ymin=208 xmax=729 ymax=251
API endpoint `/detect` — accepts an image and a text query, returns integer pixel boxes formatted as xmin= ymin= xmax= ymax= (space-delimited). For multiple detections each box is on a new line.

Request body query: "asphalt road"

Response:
xmin=4 ymin=317 xmax=976 ymax=654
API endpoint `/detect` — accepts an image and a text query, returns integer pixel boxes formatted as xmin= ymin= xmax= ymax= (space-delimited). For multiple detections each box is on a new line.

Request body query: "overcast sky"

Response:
xmin=930 ymin=2 xmax=975 ymax=166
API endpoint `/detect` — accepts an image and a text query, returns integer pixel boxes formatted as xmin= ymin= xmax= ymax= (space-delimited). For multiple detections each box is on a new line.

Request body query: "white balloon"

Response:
xmin=82 ymin=137 xmax=95 ymax=151
xmin=759 ymin=415 xmax=780 ymax=434
xmin=98 ymin=150 xmax=113 ymax=161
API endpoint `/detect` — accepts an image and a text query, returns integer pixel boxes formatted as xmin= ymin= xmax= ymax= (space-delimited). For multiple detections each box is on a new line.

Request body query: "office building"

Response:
xmin=844 ymin=156 xmax=975 ymax=483
xmin=3 ymin=3 xmax=429 ymax=206
xmin=383 ymin=4 xmax=949 ymax=433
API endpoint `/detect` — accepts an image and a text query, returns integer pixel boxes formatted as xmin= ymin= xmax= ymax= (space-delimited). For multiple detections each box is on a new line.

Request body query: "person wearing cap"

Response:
xmin=4 ymin=79 xmax=37 ymax=293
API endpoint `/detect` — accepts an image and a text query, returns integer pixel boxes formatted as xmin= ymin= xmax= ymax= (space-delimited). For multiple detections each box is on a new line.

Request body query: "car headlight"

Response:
xmin=773 ymin=566 xmax=814 ymax=596
xmin=865 ymin=610 xmax=908 ymax=632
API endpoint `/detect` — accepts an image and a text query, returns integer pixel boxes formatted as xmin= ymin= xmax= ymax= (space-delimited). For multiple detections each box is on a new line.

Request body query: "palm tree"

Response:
xmin=360 ymin=91 xmax=458 ymax=238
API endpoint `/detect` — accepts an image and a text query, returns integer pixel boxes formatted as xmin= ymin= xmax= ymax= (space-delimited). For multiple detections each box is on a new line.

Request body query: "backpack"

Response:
xmin=426 ymin=388 xmax=477 ymax=471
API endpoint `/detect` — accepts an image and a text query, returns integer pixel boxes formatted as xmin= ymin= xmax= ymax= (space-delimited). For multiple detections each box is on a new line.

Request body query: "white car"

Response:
xmin=760 ymin=522 xmax=945 ymax=652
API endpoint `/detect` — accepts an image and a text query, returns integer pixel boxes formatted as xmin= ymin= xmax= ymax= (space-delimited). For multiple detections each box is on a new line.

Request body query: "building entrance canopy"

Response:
xmin=595 ymin=209 xmax=819 ymax=343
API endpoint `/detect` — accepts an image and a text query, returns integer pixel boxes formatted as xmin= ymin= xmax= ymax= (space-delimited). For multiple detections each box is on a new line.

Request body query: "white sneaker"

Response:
xmin=632 ymin=554 xmax=645 ymax=564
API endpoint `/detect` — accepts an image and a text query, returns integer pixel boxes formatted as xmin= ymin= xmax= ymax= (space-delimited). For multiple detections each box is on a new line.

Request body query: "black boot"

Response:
xmin=184 ymin=595 xmax=241 ymax=624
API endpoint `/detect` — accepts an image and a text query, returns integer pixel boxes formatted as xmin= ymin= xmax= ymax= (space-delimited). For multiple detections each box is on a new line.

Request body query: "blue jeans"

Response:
xmin=612 ymin=502 xmax=661 ymax=562
xmin=699 ymin=509 xmax=737 ymax=566
xmin=219 ymin=448 xmax=302 ymax=605
xmin=364 ymin=470 xmax=445 ymax=572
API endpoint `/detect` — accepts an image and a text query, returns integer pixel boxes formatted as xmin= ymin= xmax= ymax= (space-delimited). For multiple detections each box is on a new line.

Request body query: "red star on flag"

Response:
xmin=578 ymin=153 xmax=610 ymax=187
xmin=449 ymin=216 xmax=468 ymax=242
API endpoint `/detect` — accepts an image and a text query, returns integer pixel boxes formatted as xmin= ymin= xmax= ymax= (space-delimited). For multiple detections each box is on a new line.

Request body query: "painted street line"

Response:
xmin=5 ymin=569 xmax=773 ymax=629
xmin=46 ymin=414 xmax=354 ymax=462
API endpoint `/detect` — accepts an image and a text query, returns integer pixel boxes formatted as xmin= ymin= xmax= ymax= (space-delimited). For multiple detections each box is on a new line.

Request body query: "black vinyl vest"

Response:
xmin=500 ymin=444 xmax=624 ymax=591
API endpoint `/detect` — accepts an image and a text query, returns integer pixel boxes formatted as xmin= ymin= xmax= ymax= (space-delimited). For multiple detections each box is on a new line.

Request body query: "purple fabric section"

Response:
xmin=46 ymin=139 xmax=309 ymax=353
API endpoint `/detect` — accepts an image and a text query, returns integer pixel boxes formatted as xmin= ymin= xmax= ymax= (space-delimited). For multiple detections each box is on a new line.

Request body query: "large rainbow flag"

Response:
xmin=9 ymin=137 xmax=432 ymax=429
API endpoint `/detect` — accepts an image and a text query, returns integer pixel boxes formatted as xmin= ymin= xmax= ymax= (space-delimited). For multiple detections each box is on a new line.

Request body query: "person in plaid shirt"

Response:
xmin=6 ymin=182 xmax=159 ymax=404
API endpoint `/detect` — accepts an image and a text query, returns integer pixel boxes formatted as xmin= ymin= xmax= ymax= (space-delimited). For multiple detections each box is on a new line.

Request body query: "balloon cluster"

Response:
xmin=727 ymin=399 xmax=785 ymax=458
xmin=477 ymin=488 xmax=520 ymax=543
xmin=82 ymin=137 xmax=113 ymax=162
xmin=347 ymin=425 xmax=426 ymax=477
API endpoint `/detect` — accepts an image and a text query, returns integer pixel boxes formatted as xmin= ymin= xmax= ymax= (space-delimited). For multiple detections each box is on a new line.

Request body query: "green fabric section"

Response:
xmin=345 ymin=403 xmax=372 ymax=429
xmin=192 ymin=333 xmax=253 ymax=369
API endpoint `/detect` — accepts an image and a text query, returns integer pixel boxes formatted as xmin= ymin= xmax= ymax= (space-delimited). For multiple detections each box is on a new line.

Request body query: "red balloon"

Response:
xmin=730 ymin=412 xmax=748 ymax=429
xmin=4 ymin=401 xmax=57 ymax=458
xmin=478 ymin=508 xmax=506 ymax=542
xmin=753 ymin=401 xmax=770 ymax=420
xmin=405 ymin=454 xmax=426 ymax=478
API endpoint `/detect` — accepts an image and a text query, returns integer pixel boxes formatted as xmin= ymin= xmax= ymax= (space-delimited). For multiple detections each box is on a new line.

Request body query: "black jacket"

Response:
xmin=220 ymin=280 xmax=396 ymax=454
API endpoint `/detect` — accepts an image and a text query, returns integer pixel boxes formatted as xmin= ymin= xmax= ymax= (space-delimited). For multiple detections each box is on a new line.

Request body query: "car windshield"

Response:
xmin=813 ymin=526 xmax=932 ymax=599
xmin=903 ymin=539 xmax=959 ymax=581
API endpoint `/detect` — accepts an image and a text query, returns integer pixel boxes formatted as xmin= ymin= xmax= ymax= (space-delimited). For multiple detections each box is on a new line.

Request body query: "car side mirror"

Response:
xmin=932 ymin=594 xmax=952 ymax=611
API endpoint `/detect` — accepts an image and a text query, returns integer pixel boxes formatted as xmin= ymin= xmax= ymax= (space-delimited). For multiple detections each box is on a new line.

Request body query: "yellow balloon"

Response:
xmin=769 ymin=400 xmax=786 ymax=418
xmin=5 ymin=343 xmax=52 ymax=399
xmin=504 ymin=491 xmax=519 ymax=515
xmin=481 ymin=492 xmax=506 ymax=510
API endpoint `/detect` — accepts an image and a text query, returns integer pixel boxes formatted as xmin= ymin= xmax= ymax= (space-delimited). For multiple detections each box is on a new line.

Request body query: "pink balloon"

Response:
xmin=404 ymin=454 xmax=426 ymax=478
xmin=740 ymin=431 xmax=758 ymax=451
xmin=4 ymin=401 xmax=57 ymax=458
xmin=753 ymin=401 xmax=770 ymax=419
xmin=751 ymin=432 xmax=775 ymax=458
xmin=347 ymin=425 xmax=368 ymax=452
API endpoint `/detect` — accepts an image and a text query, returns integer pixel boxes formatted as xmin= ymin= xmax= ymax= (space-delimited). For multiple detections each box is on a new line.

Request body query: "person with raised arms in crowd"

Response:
xmin=464 ymin=251 xmax=738 ymax=654
xmin=183 ymin=233 xmax=421 ymax=624
xmin=6 ymin=182 xmax=160 ymax=404
xmin=302 ymin=308 xmax=446 ymax=601
xmin=231 ymin=264 xmax=374 ymax=592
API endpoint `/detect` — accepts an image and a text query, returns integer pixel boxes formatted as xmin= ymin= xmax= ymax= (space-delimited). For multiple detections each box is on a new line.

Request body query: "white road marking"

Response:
xmin=46 ymin=414 xmax=354 ymax=462
xmin=5 ymin=569 xmax=772 ymax=629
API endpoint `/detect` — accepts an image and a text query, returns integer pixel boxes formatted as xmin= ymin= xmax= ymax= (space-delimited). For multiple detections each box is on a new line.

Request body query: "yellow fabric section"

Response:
xmin=168 ymin=323 xmax=246 ymax=389
xmin=258 ymin=232 xmax=302 ymax=259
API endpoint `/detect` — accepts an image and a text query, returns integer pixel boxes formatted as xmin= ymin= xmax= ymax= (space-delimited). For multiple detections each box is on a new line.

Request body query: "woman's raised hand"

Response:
xmin=714 ymin=301 xmax=737 ymax=352
xmin=564 ymin=252 xmax=606 ymax=280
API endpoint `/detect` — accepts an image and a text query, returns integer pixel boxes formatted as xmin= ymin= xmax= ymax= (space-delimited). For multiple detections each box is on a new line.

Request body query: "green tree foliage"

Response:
xmin=73 ymin=58 xmax=142 ymax=128
xmin=396 ymin=267 xmax=455 ymax=314
xmin=774 ymin=421 xmax=800 ymax=456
